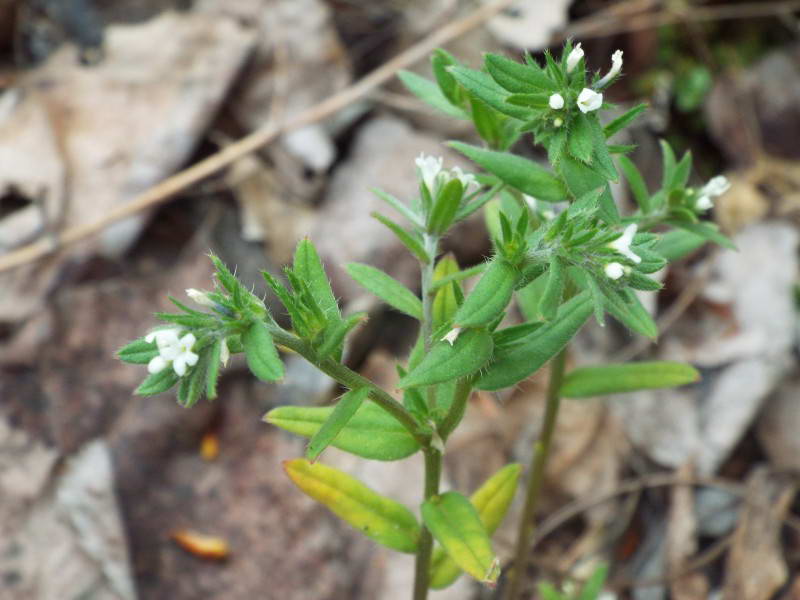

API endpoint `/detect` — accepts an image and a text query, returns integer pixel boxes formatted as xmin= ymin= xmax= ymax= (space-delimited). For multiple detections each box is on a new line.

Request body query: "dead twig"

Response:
xmin=0 ymin=0 xmax=516 ymax=273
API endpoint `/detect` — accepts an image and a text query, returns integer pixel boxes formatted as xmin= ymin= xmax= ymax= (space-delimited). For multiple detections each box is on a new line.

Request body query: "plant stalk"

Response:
xmin=412 ymin=448 xmax=442 ymax=600
xmin=505 ymin=348 xmax=567 ymax=600
xmin=437 ymin=376 xmax=473 ymax=442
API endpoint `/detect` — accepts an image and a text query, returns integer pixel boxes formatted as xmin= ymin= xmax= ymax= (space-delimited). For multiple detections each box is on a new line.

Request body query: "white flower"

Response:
xmin=553 ymin=117 xmax=564 ymax=128
xmin=450 ymin=166 xmax=478 ymax=192
xmin=415 ymin=153 xmax=443 ymax=192
xmin=566 ymin=43 xmax=584 ymax=73
xmin=609 ymin=223 xmax=641 ymax=264
xmin=186 ymin=288 xmax=215 ymax=308
xmin=442 ymin=327 xmax=462 ymax=346
xmin=146 ymin=329 xmax=199 ymax=376
xmin=577 ymin=88 xmax=603 ymax=113
xmin=220 ymin=338 xmax=230 ymax=367
xmin=695 ymin=175 xmax=730 ymax=211
xmin=549 ymin=93 xmax=565 ymax=110
xmin=597 ymin=49 xmax=623 ymax=88
xmin=604 ymin=262 xmax=625 ymax=280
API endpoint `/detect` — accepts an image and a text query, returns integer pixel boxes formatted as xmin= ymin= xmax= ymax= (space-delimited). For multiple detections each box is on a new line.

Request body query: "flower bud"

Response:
xmin=566 ymin=43 xmax=584 ymax=73
xmin=549 ymin=93 xmax=565 ymax=110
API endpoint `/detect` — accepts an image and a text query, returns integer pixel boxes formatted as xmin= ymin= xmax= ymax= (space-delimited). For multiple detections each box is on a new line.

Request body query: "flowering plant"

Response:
xmin=118 ymin=41 xmax=731 ymax=599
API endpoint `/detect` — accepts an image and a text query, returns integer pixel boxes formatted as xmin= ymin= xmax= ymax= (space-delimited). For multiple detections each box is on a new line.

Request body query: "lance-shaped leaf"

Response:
xmin=448 ymin=67 xmax=530 ymax=120
xmin=432 ymin=254 xmax=461 ymax=331
xmin=265 ymin=403 xmax=420 ymax=461
xmin=371 ymin=212 xmax=429 ymax=264
xmin=242 ymin=321 xmax=284 ymax=382
xmin=560 ymin=361 xmax=700 ymax=398
xmin=306 ymin=387 xmax=371 ymax=461
xmin=422 ymin=491 xmax=500 ymax=586
xmin=317 ymin=312 xmax=368 ymax=359
xmin=429 ymin=178 xmax=463 ymax=234
xmin=618 ymin=155 xmax=651 ymax=214
xmin=655 ymin=229 xmax=706 ymax=261
xmin=538 ymin=256 xmax=565 ymax=321
xmin=450 ymin=142 xmax=566 ymax=202
xmin=430 ymin=464 xmax=521 ymax=589
xmin=135 ymin=367 xmax=179 ymax=396
xmin=205 ymin=338 xmax=222 ymax=400
xmin=399 ymin=328 xmax=493 ymax=389
xmin=476 ymin=291 xmax=593 ymax=391
xmin=284 ymin=458 xmax=421 ymax=553
xmin=347 ymin=263 xmax=423 ymax=320
xmin=484 ymin=53 xmax=556 ymax=93
xmin=397 ymin=70 xmax=468 ymax=120
xmin=293 ymin=239 xmax=341 ymax=322
xmin=118 ymin=338 xmax=159 ymax=364
xmin=452 ymin=259 xmax=518 ymax=328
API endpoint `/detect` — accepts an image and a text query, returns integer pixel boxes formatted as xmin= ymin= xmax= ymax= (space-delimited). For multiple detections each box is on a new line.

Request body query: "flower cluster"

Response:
xmin=548 ymin=44 xmax=623 ymax=116
xmin=694 ymin=175 xmax=730 ymax=211
xmin=605 ymin=224 xmax=641 ymax=280
xmin=415 ymin=154 xmax=477 ymax=195
xmin=146 ymin=328 xmax=199 ymax=376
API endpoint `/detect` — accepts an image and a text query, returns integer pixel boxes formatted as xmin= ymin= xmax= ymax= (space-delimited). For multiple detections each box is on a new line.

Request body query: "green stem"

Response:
xmin=420 ymin=234 xmax=439 ymax=351
xmin=412 ymin=448 xmax=442 ymax=600
xmin=437 ymin=377 xmax=473 ymax=442
xmin=268 ymin=327 xmax=430 ymax=448
xmin=505 ymin=349 xmax=567 ymax=600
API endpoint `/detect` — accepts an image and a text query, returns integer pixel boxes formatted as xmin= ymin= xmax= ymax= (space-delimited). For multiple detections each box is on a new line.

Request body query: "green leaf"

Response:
xmin=655 ymin=229 xmax=706 ymax=261
xmin=371 ymin=212 xmax=429 ymax=264
xmin=346 ymin=263 xmax=423 ymax=320
xmin=618 ymin=155 xmax=651 ymax=214
xmin=627 ymin=271 xmax=663 ymax=291
xmin=371 ymin=187 xmax=423 ymax=228
xmin=604 ymin=286 xmax=658 ymax=339
xmin=561 ymin=361 xmax=699 ymax=397
xmin=242 ymin=321 xmax=284 ymax=382
xmin=430 ymin=464 xmax=521 ymax=589
xmin=568 ymin=113 xmax=594 ymax=163
xmin=284 ymin=458 xmax=421 ymax=553
xmin=431 ymin=48 xmax=461 ymax=104
xmin=306 ymin=387 xmax=371 ymax=461
xmin=428 ymin=178 xmax=463 ymax=234
xmin=660 ymin=139 xmax=677 ymax=191
xmin=589 ymin=117 xmax=618 ymax=181
xmin=560 ymin=155 xmax=620 ymax=223
xmin=398 ymin=328 xmax=494 ymax=389
xmin=578 ymin=564 xmax=609 ymax=600
xmin=476 ymin=291 xmax=593 ymax=391
xmin=209 ymin=253 xmax=241 ymax=296
xmin=505 ymin=93 xmax=551 ymax=108
xmin=422 ymin=492 xmax=500 ymax=586
xmin=450 ymin=142 xmax=566 ymax=202
xmin=673 ymin=150 xmax=693 ymax=189
xmin=266 ymin=402 xmax=420 ymax=461
xmin=293 ymin=239 xmax=340 ymax=323
xmin=516 ymin=270 xmax=549 ymax=321
xmin=317 ymin=312 xmax=368 ymax=359
xmin=135 ymin=367 xmax=180 ymax=397
xmin=448 ymin=66 xmax=530 ymax=120
xmin=432 ymin=254 xmax=461 ymax=331
xmin=672 ymin=220 xmax=736 ymax=250
xmin=177 ymin=348 xmax=208 ymax=408
xmin=118 ymin=338 xmax=159 ymax=364
xmin=452 ymin=259 xmax=519 ymax=328
xmin=539 ymin=256 xmax=564 ymax=321
xmin=484 ymin=53 xmax=556 ymax=93
xmin=205 ymin=338 xmax=222 ymax=400
xmin=604 ymin=103 xmax=647 ymax=139
xmin=397 ymin=70 xmax=468 ymax=120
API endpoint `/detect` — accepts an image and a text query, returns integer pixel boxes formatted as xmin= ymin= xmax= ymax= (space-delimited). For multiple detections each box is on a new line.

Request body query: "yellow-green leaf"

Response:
xmin=430 ymin=464 xmax=521 ymax=589
xmin=432 ymin=254 xmax=461 ymax=331
xmin=422 ymin=491 xmax=500 ymax=586
xmin=306 ymin=387 xmax=371 ymax=461
xmin=284 ymin=458 xmax=420 ymax=553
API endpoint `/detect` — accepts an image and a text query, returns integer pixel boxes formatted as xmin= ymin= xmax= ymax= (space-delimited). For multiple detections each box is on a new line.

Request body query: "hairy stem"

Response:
xmin=506 ymin=349 xmax=567 ymax=600
xmin=420 ymin=234 xmax=439 ymax=351
xmin=412 ymin=448 xmax=442 ymax=600
xmin=268 ymin=327 xmax=430 ymax=448
xmin=438 ymin=376 xmax=473 ymax=442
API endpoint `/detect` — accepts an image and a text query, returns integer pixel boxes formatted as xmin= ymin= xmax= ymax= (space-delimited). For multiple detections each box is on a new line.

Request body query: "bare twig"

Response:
xmin=0 ymin=0 xmax=516 ymax=273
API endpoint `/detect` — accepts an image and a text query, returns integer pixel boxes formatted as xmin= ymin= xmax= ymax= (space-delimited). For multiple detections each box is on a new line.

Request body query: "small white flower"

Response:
xmin=549 ymin=93 xmax=565 ymax=110
xmin=442 ymin=327 xmax=462 ymax=346
xmin=553 ymin=117 xmax=564 ymax=128
xmin=186 ymin=288 xmax=215 ymax=307
xmin=597 ymin=49 xmax=623 ymax=88
xmin=170 ymin=333 xmax=199 ymax=377
xmin=604 ymin=262 xmax=625 ymax=280
xmin=450 ymin=166 xmax=478 ymax=191
xmin=566 ymin=43 xmax=584 ymax=73
xmin=145 ymin=329 xmax=199 ymax=377
xmin=609 ymin=223 xmax=642 ymax=264
xmin=415 ymin=153 xmax=443 ymax=192
xmin=577 ymin=88 xmax=603 ymax=113
xmin=694 ymin=175 xmax=730 ymax=212
xmin=220 ymin=338 xmax=230 ymax=367
xmin=145 ymin=328 xmax=180 ymax=347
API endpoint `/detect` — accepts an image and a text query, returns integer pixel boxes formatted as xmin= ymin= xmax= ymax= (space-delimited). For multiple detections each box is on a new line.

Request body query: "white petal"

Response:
xmin=566 ymin=43 xmax=584 ymax=73
xmin=597 ymin=49 xmax=623 ymax=88
xmin=220 ymin=338 xmax=230 ymax=366
xmin=442 ymin=327 xmax=462 ymax=346
xmin=183 ymin=350 xmax=199 ymax=367
xmin=173 ymin=356 xmax=187 ymax=377
xmin=155 ymin=329 xmax=180 ymax=348
xmin=695 ymin=195 xmax=713 ymax=211
xmin=145 ymin=332 xmax=156 ymax=343
xmin=147 ymin=356 xmax=168 ymax=374
xmin=186 ymin=288 xmax=214 ymax=307
xmin=577 ymin=88 xmax=603 ymax=113
xmin=604 ymin=262 xmax=625 ymax=280
xmin=159 ymin=345 xmax=180 ymax=361
xmin=548 ymin=93 xmax=564 ymax=110
xmin=179 ymin=333 xmax=197 ymax=350
xmin=702 ymin=175 xmax=730 ymax=198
